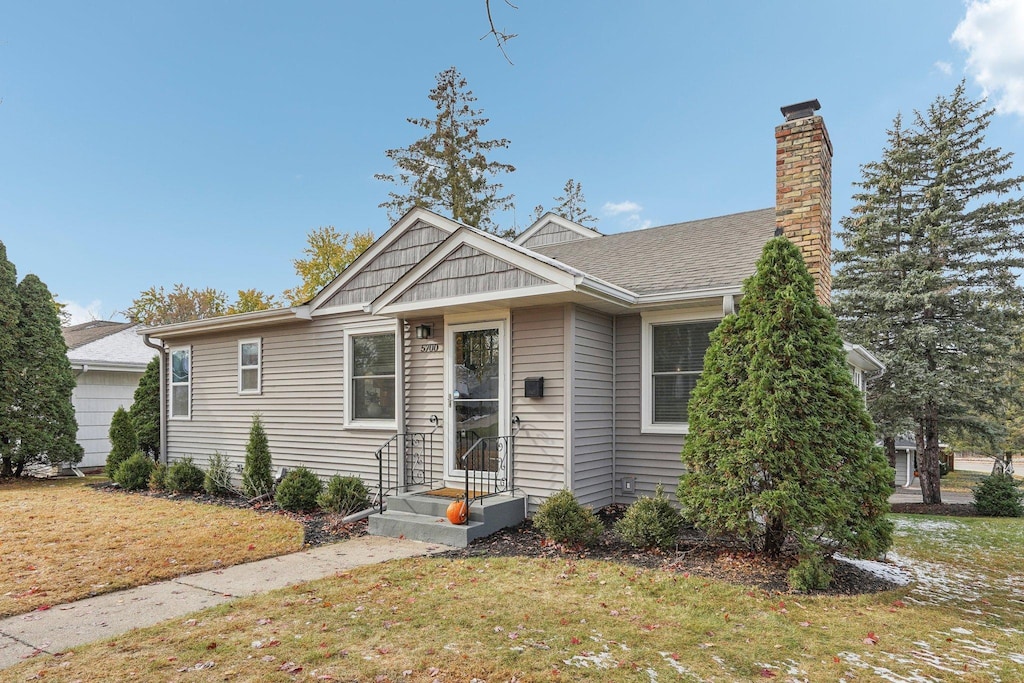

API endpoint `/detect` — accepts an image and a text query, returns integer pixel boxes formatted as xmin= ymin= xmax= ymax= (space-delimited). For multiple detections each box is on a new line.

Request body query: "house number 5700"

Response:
xmin=420 ymin=343 xmax=440 ymax=353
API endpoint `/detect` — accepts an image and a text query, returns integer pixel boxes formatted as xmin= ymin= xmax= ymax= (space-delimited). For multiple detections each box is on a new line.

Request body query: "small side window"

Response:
xmin=239 ymin=339 xmax=261 ymax=394
xmin=170 ymin=347 xmax=191 ymax=418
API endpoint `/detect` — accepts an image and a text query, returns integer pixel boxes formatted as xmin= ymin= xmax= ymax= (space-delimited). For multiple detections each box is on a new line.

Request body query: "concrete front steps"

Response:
xmin=368 ymin=492 xmax=526 ymax=548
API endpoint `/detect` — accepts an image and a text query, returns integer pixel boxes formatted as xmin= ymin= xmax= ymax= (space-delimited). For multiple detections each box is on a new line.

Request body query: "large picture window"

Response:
xmin=238 ymin=339 xmax=261 ymax=394
xmin=170 ymin=347 xmax=191 ymax=419
xmin=346 ymin=328 xmax=397 ymax=426
xmin=641 ymin=313 xmax=718 ymax=434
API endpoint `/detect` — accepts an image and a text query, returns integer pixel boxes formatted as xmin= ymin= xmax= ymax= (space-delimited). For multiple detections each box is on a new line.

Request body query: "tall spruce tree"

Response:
xmin=376 ymin=66 xmax=515 ymax=236
xmin=130 ymin=355 xmax=161 ymax=459
xmin=8 ymin=275 xmax=82 ymax=475
xmin=834 ymin=83 xmax=1024 ymax=504
xmin=552 ymin=179 xmax=598 ymax=226
xmin=0 ymin=242 xmax=20 ymax=475
xmin=679 ymin=238 xmax=893 ymax=560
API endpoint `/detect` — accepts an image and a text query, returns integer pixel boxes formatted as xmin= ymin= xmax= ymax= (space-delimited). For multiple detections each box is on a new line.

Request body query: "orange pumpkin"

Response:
xmin=446 ymin=499 xmax=468 ymax=525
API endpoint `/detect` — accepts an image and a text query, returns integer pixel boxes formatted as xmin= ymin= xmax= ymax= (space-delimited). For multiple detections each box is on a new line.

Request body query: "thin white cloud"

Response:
xmin=62 ymin=299 xmax=104 ymax=326
xmin=602 ymin=200 xmax=643 ymax=215
xmin=934 ymin=60 xmax=953 ymax=76
xmin=951 ymin=0 xmax=1024 ymax=115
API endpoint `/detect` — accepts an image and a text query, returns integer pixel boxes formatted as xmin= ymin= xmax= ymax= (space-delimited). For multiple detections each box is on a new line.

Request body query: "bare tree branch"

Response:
xmin=483 ymin=0 xmax=518 ymax=65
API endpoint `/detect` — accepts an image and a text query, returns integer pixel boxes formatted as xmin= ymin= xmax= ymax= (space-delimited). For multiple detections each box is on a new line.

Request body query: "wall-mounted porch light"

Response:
xmin=415 ymin=323 xmax=434 ymax=340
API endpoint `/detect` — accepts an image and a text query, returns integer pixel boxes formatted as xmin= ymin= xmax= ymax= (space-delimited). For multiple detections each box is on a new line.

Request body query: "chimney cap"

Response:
xmin=780 ymin=99 xmax=821 ymax=121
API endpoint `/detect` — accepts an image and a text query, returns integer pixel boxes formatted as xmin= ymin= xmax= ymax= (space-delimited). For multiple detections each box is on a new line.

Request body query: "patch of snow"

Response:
xmin=833 ymin=554 xmax=912 ymax=586
xmin=949 ymin=627 xmax=973 ymax=635
xmin=892 ymin=518 xmax=963 ymax=533
xmin=564 ymin=649 xmax=617 ymax=669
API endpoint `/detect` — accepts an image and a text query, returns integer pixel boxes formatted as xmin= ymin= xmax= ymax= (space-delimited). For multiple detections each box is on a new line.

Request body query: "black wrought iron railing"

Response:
xmin=374 ymin=415 xmax=439 ymax=513
xmin=460 ymin=416 xmax=519 ymax=507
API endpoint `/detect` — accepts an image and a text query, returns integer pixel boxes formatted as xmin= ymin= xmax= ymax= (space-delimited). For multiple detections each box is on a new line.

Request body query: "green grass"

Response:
xmin=9 ymin=513 xmax=1024 ymax=681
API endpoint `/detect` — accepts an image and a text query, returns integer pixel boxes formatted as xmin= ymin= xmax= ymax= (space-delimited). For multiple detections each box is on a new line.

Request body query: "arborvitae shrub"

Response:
xmin=788 ymin=554 xmax=834 ymax=592
xmin=106 ymin=406 xmax=138 ymax=478
xmin=532 ymin=489 xmax=603 ymax=547
xmin=317 ymin=475 xmax=370 ymax=515
xmin=243 ymin=415 xmax=273 ymax=498
xmin=275 ymin=467 xmax=323 ymax=512
xmin=204 ymin=451 xmax=235 ymax=496
xmin=165 ymin=457 xmax=205 ymax=494
xmin=973 ymin=475 xmax=1023 ymax=517
xmin=113 ymin=451 xmax=154 ymax=491
xmin=614 ymin=484 xmax=682 ymax=549
xmin=149 ymin=462 xmax=168 ymax=491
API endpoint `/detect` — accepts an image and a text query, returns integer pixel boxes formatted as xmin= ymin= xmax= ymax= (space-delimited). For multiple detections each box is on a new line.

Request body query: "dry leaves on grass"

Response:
xmin=0 ymin=477 xmax=303 ymax=616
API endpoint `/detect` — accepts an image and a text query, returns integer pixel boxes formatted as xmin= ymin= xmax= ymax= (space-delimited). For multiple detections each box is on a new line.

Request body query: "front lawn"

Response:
xmin=0 ymin=477 xmax=303 ymax=617
xmin=11 ymin=513 xmax=1024 ymax=681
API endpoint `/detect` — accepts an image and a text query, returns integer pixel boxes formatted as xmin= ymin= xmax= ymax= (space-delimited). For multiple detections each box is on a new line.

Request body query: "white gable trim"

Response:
xmin=307 ymin=207 xmax=465 ymax=312
xmin=513 ymin=212 xmax=601 ymax=246
xmin=368 ymin=228 xmax=594 ymax=315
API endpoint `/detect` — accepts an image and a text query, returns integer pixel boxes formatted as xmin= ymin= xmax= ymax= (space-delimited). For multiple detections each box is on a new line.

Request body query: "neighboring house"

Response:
xmin=893 ymin=437 xmax=919 ymax=489
xmin=64 ymin=321 xmax=157 ymax=471
xmin=141 ymin=100 xmax=883 ymax=546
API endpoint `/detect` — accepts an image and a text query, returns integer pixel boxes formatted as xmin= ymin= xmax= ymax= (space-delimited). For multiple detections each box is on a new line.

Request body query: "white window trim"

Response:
xmin=238 ymin=338 xmax=262 ymax=395
xmin=640 ymin=310 xmax=720 ymax=435
xmin=344 ymin=321 xmax=401 ymax=431
xmin=169 ymin=346 xmax=192 ymax=420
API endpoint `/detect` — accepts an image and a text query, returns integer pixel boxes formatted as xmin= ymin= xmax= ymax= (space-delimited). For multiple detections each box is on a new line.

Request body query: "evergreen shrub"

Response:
xmin=275 ymin=467 xmax=323 ymax=512
xmin=165 ymin=457 xmax=205 ymax=494
xmin=243 ymin=415 xmax=273 ymax=498
xmin=149 ymin=462 xmax=168 ymax=491
xmin=973 ymin=475 xmax=1023 ymax=517
xmin=788 ymin=554 xmax=833 ymax=592
xmin=532 ymin=489 xmax=603 ymax=547
xmin=614 ymin=484 xmax=682 ymax=549
xmin=106 ymin=406 xmax=138 ymax=478
xmin=204 ymin=451 xmax=235 ymax=496
xmin=113 ymin=451 xmax=154 ymax=491
xmin=317 ymin=475 xmax=370 ymax=515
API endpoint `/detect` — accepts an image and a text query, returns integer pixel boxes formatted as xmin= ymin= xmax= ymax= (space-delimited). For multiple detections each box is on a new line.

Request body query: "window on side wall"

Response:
xmin=170 ymin=347 xmax=191 ymax=419
xmin=641 ymin=313 xmax=718 ymax=434
xmin=345 ymin=327 xmax=397 ymax=428
xmin=239 ymin=339 xmax=261 ymax=394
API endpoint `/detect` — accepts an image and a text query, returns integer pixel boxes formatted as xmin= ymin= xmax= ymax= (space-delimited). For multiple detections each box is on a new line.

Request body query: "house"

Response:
xmin=141 ymin=100 xmax=883 ymax=546
xmin=63 ymin=321 xmax=157 ymax=471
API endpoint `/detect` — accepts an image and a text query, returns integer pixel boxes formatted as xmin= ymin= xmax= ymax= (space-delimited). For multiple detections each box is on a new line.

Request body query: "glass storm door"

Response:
xmin=447 ymin=322 xmax=505 ymax=477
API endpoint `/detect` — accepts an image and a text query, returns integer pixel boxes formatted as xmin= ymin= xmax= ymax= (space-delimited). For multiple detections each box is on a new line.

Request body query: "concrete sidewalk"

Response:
xmin=889 ymin=488 xmax=974 ymax=505
xmin=0 ymin=535 xmax=453 ymax=670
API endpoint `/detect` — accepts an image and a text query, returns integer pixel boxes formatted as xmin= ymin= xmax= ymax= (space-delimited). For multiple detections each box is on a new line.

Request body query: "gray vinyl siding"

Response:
xmin=165 ymin=314 xmax=396 ymax=489
xmin=612 ymin=314 xmax=687 ymax=500
xmin=895 ymin=449 xmax=917 ymax=487
xmin=396 ymin=245 xmax=549 ymax=304
xmin=571 ymin=306 xmax=614 ymax=508
xmin=519 ymin=221 xmax=592 ymax=248
xmin=72 ymin=370 xmax=144 ymax=469
xmin=403 ymin=316 xmax=445 ymax=483
xmin=511 ymin=305 xmax=567 ymax=512
xmin=321 ymin=222 xmax=450 ymax=308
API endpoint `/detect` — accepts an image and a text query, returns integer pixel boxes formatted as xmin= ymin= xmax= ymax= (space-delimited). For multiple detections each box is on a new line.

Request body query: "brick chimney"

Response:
xmin=775 ymin=99 xmax=832 ymax=306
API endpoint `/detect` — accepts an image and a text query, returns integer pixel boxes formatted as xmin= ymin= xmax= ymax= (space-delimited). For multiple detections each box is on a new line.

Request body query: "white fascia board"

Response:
xmin=307 ymin=207 xmax=464 ymax=311
xmin=367 ymin=228 xmax=584 ymax=315
xmin=513 ymin=212 xmax=602 ymax=245
xmin=70 ymin=361 xmax=150 ymax=373
xmin=139 ymin=306 xmax=311 ymax=339
xmin=844 ymin=342 xmax=885 ymax=373
xmin=375 ymin=284 xmax=571 ymax=316
xmin=634 ymin=285 xmax=744 ymax=307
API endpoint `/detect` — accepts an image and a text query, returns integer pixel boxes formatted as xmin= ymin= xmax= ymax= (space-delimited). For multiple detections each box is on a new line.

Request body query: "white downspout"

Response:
xmin=142 ymin=334 xmax=167 ymax=465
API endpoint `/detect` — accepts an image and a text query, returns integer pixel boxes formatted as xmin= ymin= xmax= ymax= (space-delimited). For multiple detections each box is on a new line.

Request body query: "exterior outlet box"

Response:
xmin=524 ymin=376 xmax=544 ymax=398
xmin=621 ymin=476 xmax=636 ymax=493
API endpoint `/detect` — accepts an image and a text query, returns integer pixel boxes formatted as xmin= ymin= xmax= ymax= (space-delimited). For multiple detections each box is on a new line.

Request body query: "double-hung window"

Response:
xmin=641 ymin=313 xmax=718 ymax=434
xmin=170 ymin=347 xmax=191 ymax=419
xmin=239 ymin=339 xmax=261 ymax=394
xmin=345 ymin=326 xmax=398 ymax=428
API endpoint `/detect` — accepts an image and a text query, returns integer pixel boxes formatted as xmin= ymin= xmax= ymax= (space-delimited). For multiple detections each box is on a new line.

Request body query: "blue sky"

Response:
xmin=2 ymin=1 xmax=1022 ymax=323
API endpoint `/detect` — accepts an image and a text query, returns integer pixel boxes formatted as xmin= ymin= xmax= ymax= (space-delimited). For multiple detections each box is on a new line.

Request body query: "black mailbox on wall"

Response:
xmin=524 ymin=376 xmax=544 ymax=398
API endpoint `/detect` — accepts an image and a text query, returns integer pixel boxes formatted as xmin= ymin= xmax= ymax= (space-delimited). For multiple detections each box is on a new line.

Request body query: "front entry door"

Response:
xmin=446 ymin=320 xmax=507 ymax=480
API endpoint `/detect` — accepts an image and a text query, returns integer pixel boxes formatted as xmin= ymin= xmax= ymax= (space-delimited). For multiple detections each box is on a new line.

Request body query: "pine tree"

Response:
xmin=0 ymin=242 xmax=20 ymax=476
xmin=243 ymin=414 xmax=273 ymax=498
xmin=9 ymin=274 xmax=82 ymax=475
xmin=552 ymin=179 xmax=598 ymax=226
xmin=376 ymin=66 xmax=515 ymax=236
xmin=106 ymin=406 xmax=138 ymax=477
xmin=834 ymin=83 xmax=1024 ymax=504
xmin=679 ymin=238 xmax=893 ymax=559
xmin=130 ymin=355 xmax=161 ymax=459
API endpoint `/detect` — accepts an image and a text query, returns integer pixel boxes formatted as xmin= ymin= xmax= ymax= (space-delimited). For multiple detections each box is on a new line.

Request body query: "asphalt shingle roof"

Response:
xmin=532 ymin=208 xmax=777 ymax=295
xmin=62 ymin=321 xmax=134 ymax=350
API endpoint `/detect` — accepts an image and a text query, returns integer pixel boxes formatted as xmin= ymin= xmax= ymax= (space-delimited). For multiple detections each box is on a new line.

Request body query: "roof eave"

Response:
xmin=139 ymin=306 xmax=311 ymax=339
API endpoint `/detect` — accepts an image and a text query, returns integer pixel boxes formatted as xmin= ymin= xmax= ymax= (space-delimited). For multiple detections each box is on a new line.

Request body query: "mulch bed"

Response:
xmin=890 ymin=502 xmax=978 ymax=517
